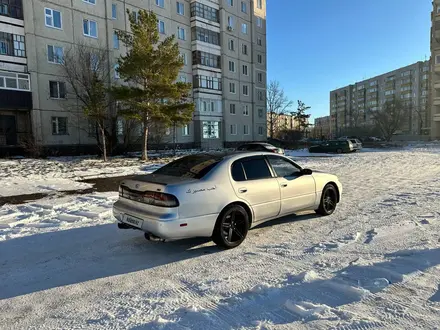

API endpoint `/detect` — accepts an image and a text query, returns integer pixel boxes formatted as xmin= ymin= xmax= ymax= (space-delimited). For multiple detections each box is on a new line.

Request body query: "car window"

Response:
xmin=350 ymin=139 xmax=356 ymax=143
xmin=267 ymin=156 xmax=301 ymax=177
xmin=231 ymin=161 xmax=246 ymax=181
xmin=153 ymin=154 xmax=221 ymax=179
xmin=241 ymin=157 xmax=272 ymax=180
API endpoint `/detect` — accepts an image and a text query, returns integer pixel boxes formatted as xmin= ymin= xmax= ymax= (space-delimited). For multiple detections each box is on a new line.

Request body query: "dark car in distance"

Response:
xmin=237 ymin=142 xmax=285 ymax=155
xmin=309 ymin=140 xmax=354 ymax=154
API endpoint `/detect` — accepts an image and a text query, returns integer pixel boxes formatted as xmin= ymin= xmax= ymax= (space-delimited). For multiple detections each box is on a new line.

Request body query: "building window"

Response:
xmin=156 ymin=0 xmax=164 ymax=8
xmin=242 ymin=65 xmax=248 ymax=76
xmin=242 ymin=44 xmax=247 ymax=55
xmin=228 ymin=39 xmax=234 ymax=51
xmin=241 ymin=1 xmax=247 ymax=13
xmin=258 ymin=90 xmax=264 ymax=101
xmin=191 ymin=27 xmax=220 ymax=45
xmin=229 ymin=61 xmax=235 ymax=72
xmin=178 ymin=27 xmax=185 ymax=40
xmin=257 ymin=0 xmax=262 ymax=9
xmin=230 ymin=82 xmax=236 ymax=94
xmin=45 ymin=8 xmax=62 ymax=29
xmin=227 ymin=0 xmax=233 ymax=6
xmin=158 ymin=20 xmax=165 ymax=34
xmin=228 ymin=16 xmax=234 ymax=28
xmin=257 ymin=72 xmax=263 ymax=83
xmin=47 ymin=45 xmax=63 ymax=64
xmin=83 ymin=0 xmax=96 ymax=4
xmin=177 ymin=1 xmax=184 ymax=15
xmin=83 ymin=19 xmax=98 ymax=38
xmin=244 ymin=125 xmax=249 ymax=135
xmin=203 ymin=121 xmax=219 ymax=139
xmin=257 ymin=54 xmax=262 ymax=64
xmin=0 ymin=71 xmax=30 ymax=91
xmin=0 ymin=0 xmax=23 ymax=19
xmin=242 ymin=85 xmax=249 ymax=96
xmin=243 ymin=105 xmax=249 ymax=116
xmin=181 ymin=52 xmax=187 ymax=65
xmin=190 ymin=2 xmax=219 ymax=22
xmin=230 ymin=124 xmax=237 ymax=135
xmin=258 ymin=126 xmax=263 ymax=135
xmin=196 ymin=98 xmax=220 ymax=112
xmin=258 ymin=108 xmax=263 ymax=118
xmin=241 ymin=23 xmax=247 ymax=34
xmin=114 ymin=64 xmax=120 ymax=79
xmin=182 ymin=124 xmax=189 ymax=136
xmin=113 ymin=31 xmax=119 ymax=49
xmin=193 ymin=75 xmax=222 ymax=90
xmin=49 ymin=81 xmax=66 ymax=99
xmin=112 ymin=3 xmax=117 ymax=19
xmin=230 ymin=103 xmax=236 ymax=114
xmin=52 ymin=117 xmax=68 ymax=135
xmin=257 ymin=37 xmax=262 ymax=46
xmin=256 ymin=17 xmax=262 ymax=27
xmin=192 ymin=51 xmax=221 ymax=69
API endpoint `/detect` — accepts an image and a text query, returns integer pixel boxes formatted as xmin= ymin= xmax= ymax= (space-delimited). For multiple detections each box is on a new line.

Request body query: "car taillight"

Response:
xmin=119 ymin=186 xmax=179 ymax=207
xmin=142 ymin=191 xmax=180 ymax=207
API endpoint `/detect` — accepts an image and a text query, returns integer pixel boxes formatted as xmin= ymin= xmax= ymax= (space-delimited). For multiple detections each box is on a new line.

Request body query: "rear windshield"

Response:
xmin=153 ymin=154 xmax=222 ymax=179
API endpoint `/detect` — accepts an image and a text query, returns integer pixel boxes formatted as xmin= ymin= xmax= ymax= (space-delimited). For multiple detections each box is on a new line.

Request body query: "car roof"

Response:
xmin=187 ymin=151 xmax=283 ymax=162
xmin=238 ymin=142 xmax=273 ymax=146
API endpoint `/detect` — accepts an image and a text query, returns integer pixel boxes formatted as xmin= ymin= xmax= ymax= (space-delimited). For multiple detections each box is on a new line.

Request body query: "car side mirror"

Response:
xmin=301 ymin=168 xmax=313 ymax=175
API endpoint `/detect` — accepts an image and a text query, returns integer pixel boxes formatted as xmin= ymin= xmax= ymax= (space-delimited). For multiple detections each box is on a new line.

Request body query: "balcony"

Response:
xmin=0 ymin=0 xmax=24 ymax=20
xmin=435 ymin=82 xmax=440 ymax=89
xmin=433 ymin=97 xmax=440 ymax=106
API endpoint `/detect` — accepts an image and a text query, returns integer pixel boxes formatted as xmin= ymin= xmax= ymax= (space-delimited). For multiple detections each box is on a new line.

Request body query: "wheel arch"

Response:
xmin=221 ymin=201 xmax=254 ymax=228
xmin=326 ymin=181 xmax=340 ymax=203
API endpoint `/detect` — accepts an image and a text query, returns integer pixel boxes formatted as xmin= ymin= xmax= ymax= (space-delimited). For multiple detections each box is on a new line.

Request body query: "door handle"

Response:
xmin=280 ymin=183 xmax=288 ymax=188
xmin=238 ymin=188 xmax=247 ymax=193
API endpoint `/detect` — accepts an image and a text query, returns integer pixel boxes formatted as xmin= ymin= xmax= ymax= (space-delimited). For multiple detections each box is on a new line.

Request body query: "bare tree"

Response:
xmin=60 ymin=43 xmax=113 ymax=161
xmin=267 ymin=80 xmax=293 ymax=139
xmin=372 ymin=99 xmax=409 ymax=142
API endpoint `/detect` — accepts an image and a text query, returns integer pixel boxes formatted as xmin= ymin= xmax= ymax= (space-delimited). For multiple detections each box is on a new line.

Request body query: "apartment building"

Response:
xmin=430 ymin=0 xmax=440 ymax=139
xmin=0 ymin=0 xmax=267 ymax=154
xmin=314 ymin=115 xmax=331 ymax=138
xmin=330 ymin=61 xmax=429 ymax=138
xmin=266 ymin=112 xmax=297 ymax=137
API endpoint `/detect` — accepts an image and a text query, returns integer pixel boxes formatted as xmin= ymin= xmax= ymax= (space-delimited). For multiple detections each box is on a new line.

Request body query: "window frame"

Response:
xmin=156 ymin=0 xmax=165 ymax=8
xmin=182 ymin=124 xmax=190 ymax=136
xmin=231 ymin=156 xmax=274 ymax=182
xmin=51 ymin=116 xmax=68 ymax=135
xmin=111 ymin=3 xmax=117 ymax=19
xmin=47 ymin=44 xmax=64 ymax=64
xmin=230 ymin=124 xmax=237 ymax=135
xmin=266 ymin=155 xmax=302 ymax=178
xmin=49 ymin=80 xmax=66 ymax=99
xmin=44 ymin=7 xmax=62 ymax=30
xmin=241 ymin=1 xmax=247 ymax=13
xmin=158 ymin=20 xmax=165 ymax=34
xmin=177 ymin=26 xmax=186 ymax=40
xmin=177 ymin=1 xmax=185 ymax=15
xmin=241 ymin=23 xmax=247 ymax=34
xmin=83 ymin=19 xmax=98 ymax=38
xmin=82 ymin=0 xmax=96 ymax=5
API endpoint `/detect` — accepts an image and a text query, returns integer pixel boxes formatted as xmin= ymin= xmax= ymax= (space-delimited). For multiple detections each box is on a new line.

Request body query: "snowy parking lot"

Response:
xmin=1 ymin=146 xmax=440 ymax=329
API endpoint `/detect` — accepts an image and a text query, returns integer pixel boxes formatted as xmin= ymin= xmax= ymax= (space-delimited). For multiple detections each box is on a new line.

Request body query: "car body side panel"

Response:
xmin=276 ymin=175 xmax=316 ymax=214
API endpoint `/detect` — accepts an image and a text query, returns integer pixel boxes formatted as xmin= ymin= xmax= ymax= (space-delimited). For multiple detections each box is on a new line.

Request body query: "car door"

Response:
xmin=267 ymin=155 xmax=316 ymax=215
xmin=230 ymin=156 xmax=281 ymax=222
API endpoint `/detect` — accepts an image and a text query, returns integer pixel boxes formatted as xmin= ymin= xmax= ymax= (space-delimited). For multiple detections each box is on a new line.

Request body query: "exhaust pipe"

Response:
xmin=118 ymin=222 xmax=131 ymax=229
xmin=144 ymin=232 xmax=165 ymax=242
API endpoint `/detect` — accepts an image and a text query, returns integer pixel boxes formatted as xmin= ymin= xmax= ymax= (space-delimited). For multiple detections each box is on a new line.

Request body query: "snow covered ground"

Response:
xmin=1 ymin=147 xmax=440 ymax=329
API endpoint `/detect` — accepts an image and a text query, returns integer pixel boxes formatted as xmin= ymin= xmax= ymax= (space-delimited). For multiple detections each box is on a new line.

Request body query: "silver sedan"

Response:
xmin=113 ymin=152 xmax=343 ymax=249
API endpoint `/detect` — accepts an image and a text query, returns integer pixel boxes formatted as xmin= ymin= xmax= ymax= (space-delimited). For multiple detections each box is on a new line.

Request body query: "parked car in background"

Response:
xmin=349 ymin=138 xmax=363 ymax=152
xmin=237 ymin=142 xmax=285 ymax=155
xmin=113 ymin=152 xmax=342 ymax=249
xmin=309 ymin=140 xmax=354 ymax=154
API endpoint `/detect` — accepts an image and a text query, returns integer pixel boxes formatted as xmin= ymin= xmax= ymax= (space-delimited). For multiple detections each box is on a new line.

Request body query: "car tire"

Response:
xmin=315 ymin=184 xmax=338 ymax=216
xmin=336 ymin=148 xmax=343 ymax=154
xmin=212 ymin=205 xmax=250 ymax=249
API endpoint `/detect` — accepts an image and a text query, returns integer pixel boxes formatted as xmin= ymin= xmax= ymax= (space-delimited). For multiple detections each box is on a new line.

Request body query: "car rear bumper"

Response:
xmin=113 ymin=200 xmax=218 ymax=240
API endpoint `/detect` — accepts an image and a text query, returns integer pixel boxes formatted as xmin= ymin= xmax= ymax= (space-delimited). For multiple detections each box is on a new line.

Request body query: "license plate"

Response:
xmin=123 ymin=215 xmax=144 ymax=229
